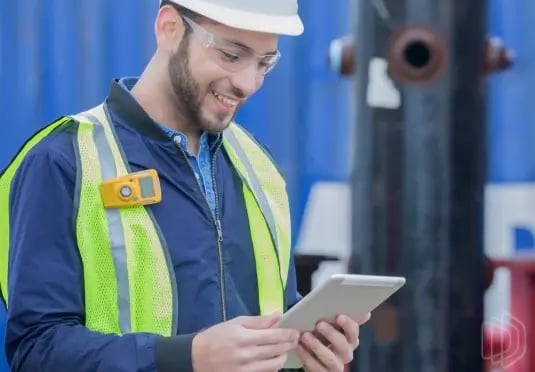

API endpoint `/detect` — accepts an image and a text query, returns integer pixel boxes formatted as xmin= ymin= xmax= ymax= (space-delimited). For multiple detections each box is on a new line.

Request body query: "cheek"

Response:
xmin=199 ymin=67 xmax=232 ymax=97
xmin=188 ymin=52 xmax=229 ymax=91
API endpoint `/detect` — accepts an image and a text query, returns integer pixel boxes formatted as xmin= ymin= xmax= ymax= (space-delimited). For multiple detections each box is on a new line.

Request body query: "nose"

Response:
xmin=229 ymin=64 xmax=263 ymax=97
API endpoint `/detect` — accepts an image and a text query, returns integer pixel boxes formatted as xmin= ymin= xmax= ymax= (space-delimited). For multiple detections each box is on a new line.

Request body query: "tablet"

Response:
xmin=278 ymin=273 xmax=406 ymax=368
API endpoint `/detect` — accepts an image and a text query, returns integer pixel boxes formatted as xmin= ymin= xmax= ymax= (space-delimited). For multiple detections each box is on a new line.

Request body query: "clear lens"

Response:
xmin=183 ymin=16 xmax=281 ymax=76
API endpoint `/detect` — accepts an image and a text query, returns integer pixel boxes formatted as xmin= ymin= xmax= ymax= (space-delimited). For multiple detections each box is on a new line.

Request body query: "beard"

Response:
xmin=167 ymin=36 xmax=238 ymax=133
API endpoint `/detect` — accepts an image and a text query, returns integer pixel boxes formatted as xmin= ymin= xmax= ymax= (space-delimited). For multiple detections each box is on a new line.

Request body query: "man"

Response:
xmin=0 ymin=0 xmax=368 ymax=371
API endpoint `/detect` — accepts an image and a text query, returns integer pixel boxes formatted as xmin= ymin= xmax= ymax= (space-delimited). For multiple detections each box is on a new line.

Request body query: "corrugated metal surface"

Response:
xmin=483 ymin=0 xmax=535 ymax=348
xmin=485 ymin=0 xmax=535 ymax=259
xmin=0 ymin=1 xmax=353 ymax=369
xmin=0 ymin=0 xmax=158 ymax=166
xmin=487 ymin=0 xmax=535 ymax=183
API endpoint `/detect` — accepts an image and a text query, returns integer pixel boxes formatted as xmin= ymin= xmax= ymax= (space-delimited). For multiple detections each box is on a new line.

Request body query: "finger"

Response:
xmin=335 ymin=315 xmax=359 ymax=347
xmin=296 ymin=342 xmax=327 ymax=372
xmin=358 ymin=312 xmax=372 ymax=325
xmin=312 ymin=329 xmax=330 ymax=346
xmin=247 ymin=352 xmax=288 ymax=372
xmin=247 ymin=340 xmax=298 ymax=361
xmin=317 ymin=321 xmax=353 ymax=363
xmin=232 ymin=313 xmax=281 ymax=329
xmin=242 ymin=328 xmax=300 ymax=346
xmin=301 ymin=332 xmax=343 ymax=371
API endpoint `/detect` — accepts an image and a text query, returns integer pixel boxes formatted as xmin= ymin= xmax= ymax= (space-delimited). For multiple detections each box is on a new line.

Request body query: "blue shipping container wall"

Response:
xmin=0 ymin=1 xmax=353 ymax=368
xmin=487 ymin=0 xmax=535 ymax=184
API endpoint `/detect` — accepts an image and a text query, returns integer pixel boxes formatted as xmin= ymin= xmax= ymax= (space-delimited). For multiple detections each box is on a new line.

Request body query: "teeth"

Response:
xmin=213 ymin=91 xmax=239 ymax=107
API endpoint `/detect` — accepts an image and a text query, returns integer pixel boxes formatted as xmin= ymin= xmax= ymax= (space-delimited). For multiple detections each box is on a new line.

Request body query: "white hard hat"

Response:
xmin=162 ymin=0 xmax=304 ymax=36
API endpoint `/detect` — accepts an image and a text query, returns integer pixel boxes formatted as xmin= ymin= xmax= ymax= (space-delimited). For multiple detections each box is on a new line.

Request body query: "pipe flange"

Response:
xmin=387 ymin=26 xmax=447 ymax=85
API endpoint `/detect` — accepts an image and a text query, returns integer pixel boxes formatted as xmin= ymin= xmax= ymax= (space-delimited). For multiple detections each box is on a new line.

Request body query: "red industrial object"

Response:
xmin=483 ymin=324 xmax=515 ymax=371
xmin=484 ymin=257 xmax=535 ymax=372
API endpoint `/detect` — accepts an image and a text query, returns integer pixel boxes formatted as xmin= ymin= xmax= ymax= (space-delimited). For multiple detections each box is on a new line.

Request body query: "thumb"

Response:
xmin=232 ymin=313 xmax=282 ymax=329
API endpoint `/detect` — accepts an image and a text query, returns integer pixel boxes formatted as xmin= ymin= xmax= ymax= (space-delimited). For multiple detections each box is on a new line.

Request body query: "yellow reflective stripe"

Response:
xmin=243 ymin=189 xmax=285 ymax=314
xmin=223 ymin=123 xmax=291 ymax=314
xmin=75 ymin=114 xmax=131 ymax=334
xmin=91 ymin=106 xmax=176 ymax=335
xmin=73 ymin=116 xmax=122 ymax=334
xmin=0 ymin=117 xmax=71 ymax=306
xmin=224 ymin=124 xmax=291 ymax=284
xmin=74 ymin=105 xmax=175 ymax=336
xmin=225 ymin=129 xmax=280 ymax=255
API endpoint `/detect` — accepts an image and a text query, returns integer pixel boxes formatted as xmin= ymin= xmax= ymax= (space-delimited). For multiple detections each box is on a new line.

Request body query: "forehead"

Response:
xmin=198 ymin=19 xmax=279 ymax=54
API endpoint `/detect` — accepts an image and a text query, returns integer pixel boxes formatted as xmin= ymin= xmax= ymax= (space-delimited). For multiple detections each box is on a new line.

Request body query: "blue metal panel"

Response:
xmin=486 ymin=0 xmax=535 ymax=257
xmin=236 ymin=0 xmax=353 ymax=242
xmin=487 ymin=0 xmax=535 ymax=183
xmin=0 ymin=1 xmax=159 ymax=170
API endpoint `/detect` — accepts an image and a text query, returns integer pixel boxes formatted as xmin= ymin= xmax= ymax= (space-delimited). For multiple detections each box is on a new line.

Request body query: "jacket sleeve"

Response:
xmin=5 ymin=139 xmax=194 ymax=372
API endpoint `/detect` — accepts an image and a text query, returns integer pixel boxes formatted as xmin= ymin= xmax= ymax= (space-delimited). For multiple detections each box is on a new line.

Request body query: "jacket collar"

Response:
xmin=105 ymin=79 xmax=170 ymax=142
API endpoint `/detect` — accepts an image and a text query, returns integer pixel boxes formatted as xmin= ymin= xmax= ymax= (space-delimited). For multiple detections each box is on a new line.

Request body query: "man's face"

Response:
xmin=167 ymin=18 xmax=279 ymax=133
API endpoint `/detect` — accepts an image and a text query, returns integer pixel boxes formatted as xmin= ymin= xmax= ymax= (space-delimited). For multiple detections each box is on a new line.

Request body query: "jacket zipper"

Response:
xmin=173 ymin=137 xmax=227 ymax=322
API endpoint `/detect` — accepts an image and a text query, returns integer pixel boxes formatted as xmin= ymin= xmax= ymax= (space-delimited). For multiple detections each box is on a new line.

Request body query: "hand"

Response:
xmin=296 ymin=312 xmax=371 ymax=372
xmin=192 ymin=313 xmax=299 ymax=372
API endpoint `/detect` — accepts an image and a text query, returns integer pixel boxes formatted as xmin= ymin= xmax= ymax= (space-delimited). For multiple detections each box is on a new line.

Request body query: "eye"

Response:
xmin=258 ymin=56 xmax=276 ymax=71
xmin=219 ymin=50 xmax=241 ymax=63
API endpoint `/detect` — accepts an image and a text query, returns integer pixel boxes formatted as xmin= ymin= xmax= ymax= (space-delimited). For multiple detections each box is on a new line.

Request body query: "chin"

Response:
xmin=201 ymin=112 xmax=236 ymax=133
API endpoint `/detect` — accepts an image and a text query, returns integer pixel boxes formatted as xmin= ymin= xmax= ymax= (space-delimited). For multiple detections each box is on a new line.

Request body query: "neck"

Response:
xmin=131 ymin=56 xmax=201 ymax=153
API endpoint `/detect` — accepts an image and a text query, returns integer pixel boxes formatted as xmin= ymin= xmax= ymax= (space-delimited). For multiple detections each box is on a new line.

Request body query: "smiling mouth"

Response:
xmin=212 ymin=91 xmax=240 ymax=108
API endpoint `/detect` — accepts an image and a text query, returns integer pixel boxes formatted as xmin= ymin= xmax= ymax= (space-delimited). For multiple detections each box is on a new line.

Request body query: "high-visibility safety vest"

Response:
xmin=0 ymin=104 xmax=291 ymax=337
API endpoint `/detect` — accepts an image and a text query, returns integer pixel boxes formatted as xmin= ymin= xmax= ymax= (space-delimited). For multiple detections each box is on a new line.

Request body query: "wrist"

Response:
xmin=191 ymin=331 xmax=207 ymax=372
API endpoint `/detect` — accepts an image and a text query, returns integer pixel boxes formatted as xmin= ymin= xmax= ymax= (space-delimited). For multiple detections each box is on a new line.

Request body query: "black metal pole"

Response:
xmin=349 ymin=0 xmax=487 ymax=371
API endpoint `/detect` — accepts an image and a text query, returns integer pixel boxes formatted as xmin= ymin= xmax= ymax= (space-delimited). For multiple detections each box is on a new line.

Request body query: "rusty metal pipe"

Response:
xmin=328 ymin=33 xmax=514 ymax=77
xmin=328 ymin=35 xmax=356 ymax=76
xmin=484 ymin=36 xmax=515 ymax=74
xmin=387 ymin=27 xmax=447 ymax=84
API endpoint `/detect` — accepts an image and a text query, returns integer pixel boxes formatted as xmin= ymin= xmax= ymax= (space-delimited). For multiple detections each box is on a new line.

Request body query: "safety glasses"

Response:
xmin=182 ymin=16 xmax=281 ymax=76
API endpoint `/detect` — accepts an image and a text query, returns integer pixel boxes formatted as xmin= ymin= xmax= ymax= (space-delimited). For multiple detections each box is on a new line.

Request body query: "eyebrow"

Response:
xmin=223 ymin=38 xmax=278 ymax=56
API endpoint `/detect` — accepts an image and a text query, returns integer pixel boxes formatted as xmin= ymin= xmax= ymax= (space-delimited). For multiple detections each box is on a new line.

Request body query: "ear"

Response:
xmin=154 ymin=5 xmax=186 ymax=52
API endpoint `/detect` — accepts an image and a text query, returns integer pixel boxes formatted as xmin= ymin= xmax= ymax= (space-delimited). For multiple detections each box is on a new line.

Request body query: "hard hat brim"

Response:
xmin=167 ymin=0 xmax=304 ymax=36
